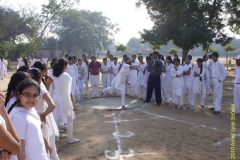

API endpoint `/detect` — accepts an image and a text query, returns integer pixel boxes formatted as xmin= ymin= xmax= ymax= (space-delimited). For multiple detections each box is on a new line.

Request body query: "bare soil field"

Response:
xmin=1 ymin=63 xmax=239 ymax=160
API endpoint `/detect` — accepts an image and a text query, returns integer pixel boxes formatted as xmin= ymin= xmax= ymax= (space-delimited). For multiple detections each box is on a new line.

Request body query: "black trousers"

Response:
xmin=146 ymin=74 xmax=162 ymax=104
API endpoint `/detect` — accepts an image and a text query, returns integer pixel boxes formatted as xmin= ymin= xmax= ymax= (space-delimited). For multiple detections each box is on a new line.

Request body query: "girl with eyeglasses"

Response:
xmin=8 ymin=79 xmax=50 ymax=160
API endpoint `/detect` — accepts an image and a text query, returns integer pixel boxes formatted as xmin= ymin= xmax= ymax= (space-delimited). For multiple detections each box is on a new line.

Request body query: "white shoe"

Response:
xmin=67 ymin=138 xmax=80 ymax=144
xmin=59 ymin=129 xmax=65 ymax=133
xmin=59 ymin=134 xmax=67 ymax=138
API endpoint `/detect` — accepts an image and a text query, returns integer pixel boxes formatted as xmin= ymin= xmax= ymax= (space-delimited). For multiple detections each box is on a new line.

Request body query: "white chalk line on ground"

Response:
xmin=104 ymin=114 xmax=157 ymax=160
xmin=135 ymin=108 xmax=240 ymax=146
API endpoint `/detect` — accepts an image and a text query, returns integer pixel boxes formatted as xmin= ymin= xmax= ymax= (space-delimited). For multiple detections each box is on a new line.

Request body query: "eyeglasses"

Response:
xmin=20 ymin=93 xmax=40 ymax=100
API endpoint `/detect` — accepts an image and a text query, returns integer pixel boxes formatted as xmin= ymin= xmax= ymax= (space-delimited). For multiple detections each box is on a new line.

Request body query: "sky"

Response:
xmin=1 ymin=0 xmax=153 ymax=44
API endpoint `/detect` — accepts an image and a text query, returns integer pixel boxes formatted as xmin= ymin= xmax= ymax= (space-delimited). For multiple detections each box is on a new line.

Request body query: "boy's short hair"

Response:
xmin=103 ymin=58 xmax=107 ymax=61
xmin=212 ymin=52 xmax=219 ymax=57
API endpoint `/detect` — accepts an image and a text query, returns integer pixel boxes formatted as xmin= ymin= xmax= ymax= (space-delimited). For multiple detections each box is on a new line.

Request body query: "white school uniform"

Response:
xmin=129 ymin=60 xmax=139 ymax=96
xmin=208 ymin=59 xmax=214 ymax=85
xmin=191 ymin=65 xmax=206 ymax=107
xmin=77 ymin=63 xmax=85 ymax=99
xmin=3 ymin=59 xmax=8 ymax=75
xmin=101 ymin=64 xmax=111 ymax=90
xmin=138 ymin=62 xmax=147 ymax=99
xmin=82 ymin=60 xmax=90 ymax=96
xmin=0 ymin=60 xmax=5 ymax=79
xmin=107 ymin=60 xmax=114 ymax=67
xmin=111 ymin=63 xmax=120 ymax=95
xmin=183 ymin=63 xmax=193 ymax=105
xmin=143 ymin=67 xmax=150 ymax=100
xmin=17 ymin=57 xmax=22 ymax=69
xmin=35 ymin=82 xmax=59 ymax=159
xmin=233 ymin=65 xmax=240 ymax=114
xmin=212 ymin=60 xmax=227 ymax=112
xmin=42 ymin=58 xmax=48 ymax=65
xmin=52 ymin=72 xmax=75 ymax=140
xmin=67 ymin=64 xmax=77 ymax=98
xmin=30 ymin=58 xmax=36 ymax=67
xmin=103 ymin=63 xmax=130 ymax=106
xmin=162 ymin=63 xmax=174 ymax=103
xmin=171 ymin=65 xmax=184 ymax=106
xmin=9 ymin=107 xmax=48 ymax=160
xmin=203 ymin=61 xmax=213 ymax=94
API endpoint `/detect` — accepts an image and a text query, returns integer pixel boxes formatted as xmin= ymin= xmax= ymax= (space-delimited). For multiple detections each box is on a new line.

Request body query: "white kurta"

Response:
xmin=0 ymin=60 xmax=5 ymax=79
xmin=101 ymin=64 xmax=111 ymax=84
xmin=17 ymin=57 xmax=22 ymax=69
xmin=67 ymin=64 xmax=77 ymax=96
xmin=138 ymin=62 xmax=147 ymax=85
xmin=162 ymin=63 xmax=174 ymax=92
xmin=171 ymin=65 xmax=184 ymax=96
xmin=192 ymin=66 xmax=206 ymax=97
xmin=52 ymin=72 xmax=73 ymax=123
xmin=183 ymin=63 xmax=193 ymax=89
xmin=42 ymin=58 xmax=48 ymax=65
xmin=111 ymin=63 xmax=120 ymax=81
xmin=82 ymin=60 xmax=90 ymax=82
xmin=129 ymin=60 xmax=139 ymax=85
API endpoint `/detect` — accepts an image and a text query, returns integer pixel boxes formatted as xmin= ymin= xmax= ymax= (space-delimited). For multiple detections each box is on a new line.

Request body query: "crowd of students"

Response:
xmin=0 ymin=51 xmax=239 ymax=159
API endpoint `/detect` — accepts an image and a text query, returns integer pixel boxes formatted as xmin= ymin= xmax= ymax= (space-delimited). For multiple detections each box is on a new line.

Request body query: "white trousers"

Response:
xmin=56 ymin=115 xmax=73 ymax=140
xmin=91 ymin=84 xmax=99 ymax=97
xmin=103 ymin=86 xmax=125 ymax=106
xmin=191 ymin=93 xmax=205 ymax=106
xmin=185 ymin=87 xmax=193 ymax=105
xmin=102 ymin=74 xmax=111 ymax=89
xmin=130 ymin=83 xmax=138 ymax=96
xmin=163 ymin=89 xmax=172 ymax=103
xmin=175 ymin=96 xmax=183 ymax=106
xmin=234 ymin=84 xmax=240 ymax=113
xmin=213 ymin=78 xmax=223 ymax=112
xmin=0 ymin=67 xmax=4 ymax=79
xmin=83 ymin=81 xmax=88 ymax=96
xmin=77 ymin=79 xmax=84 ymax=99
xmin=49 ymin=133 xmax=59 ymax=160
xmin=205 ymin=70 xmax=213 ymax=94
xmin=138 ymin=85 xmax=145 ymax=99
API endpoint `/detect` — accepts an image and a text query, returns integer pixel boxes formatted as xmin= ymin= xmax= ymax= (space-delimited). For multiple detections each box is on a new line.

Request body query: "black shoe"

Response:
xmin=212 ymin=111 xmax=220 ymax=114
xmin=157 ymin=103 xmax=161 ymax=106
xmin=209 ymin=107 xmax=214 ymax=111
xmin=199 ymin=105 xmax=204 ymax=109
xmin=122 ymin=106 xmax=127 ymax=110
xmin=101 ymin=92 xmax=104 ymax=97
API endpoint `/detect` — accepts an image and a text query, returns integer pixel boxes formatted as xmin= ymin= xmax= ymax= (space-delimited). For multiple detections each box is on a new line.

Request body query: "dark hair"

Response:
xmin=132 ymin=54 xmax=136 ymax=58
xmin=91 ymin=56 xmax=96 ymax=59
xmin=8 ymin=79 xmax=40 ymax=114
xmin=68 ymin=56 xmax=74 ymax=61
xmin=109 ymin=54 xmax=113 ymax=57
xmin=146 ymin=56 xmax=151 ymax=61
xmin=138 ymin=56 xmax=143 ymax=59
xmin=173 ymin=54 xmax=178 ymax=58
xmin=149 ymin=53 xmax=153 ymax=56
xmin=0 ymin=56 xmax=3 ymax=61
xmin=33 ymin=61 xmax=47 ymax=71
xmin=153 ymin=51 xmax=159 ymax=55
xmin=53 ymin=58 xmax=68 ymax=77
xmin=175 ymin=58 xmax=180 ymax=63
xmin=208 ymin=55 xmax=212 ymax=59
xmin=160 ymin=55 xmax=164 ymax=61
xmin=5 ymin=72 xmax=31 ymax=106
xmin=82 ymin=54 xmax=88 ymax=66
xmin=113 ymin=57 xmax=118 ymax=60
xmin=166 ymin=56 xmax=173 ymax=63
xmin=212 ymin=52 xmax=219 ymax=57
xmin=23 ymin=58 xmax=28 ymax=66
xmin=50 ymin=58 xmax=58 ymax=68
xmin=123 ymin=55 xmax=127 ymax=58
xmin=196 ymin=58 xmax=203 ymax=81
xmin=73 ymin=56 xmax=77 ymax=60
xmin=103 ymin=58 xmax=107 ymax=61
xmin=203 ymin=55 xmax=208 ymax=60
xmin=28 ymin=68 xmax=41 ymax=82
xmin=187 ymin=55 xmax=192 ymax=60
xmin=65 ymin=54 xmax=69 ymax=58
xmin=78 ymin=58 xmax=82 ymax=62
xmin=17 ymin=66 xmax=29 ymax=72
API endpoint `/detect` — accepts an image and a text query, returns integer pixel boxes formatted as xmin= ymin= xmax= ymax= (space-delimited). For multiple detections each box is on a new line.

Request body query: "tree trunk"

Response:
xmin=182 ymin=48 xmax=189 ymax=64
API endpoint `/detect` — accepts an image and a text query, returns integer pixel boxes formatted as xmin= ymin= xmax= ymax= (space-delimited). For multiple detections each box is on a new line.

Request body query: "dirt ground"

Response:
xmin=1 ymin=66 xmax=240 ymax=160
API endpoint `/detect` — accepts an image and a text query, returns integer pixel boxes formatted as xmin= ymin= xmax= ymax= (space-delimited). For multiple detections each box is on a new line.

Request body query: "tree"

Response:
xmin=223 ymin=44 xmax=236 ymax=70
xmin=115 ymin=44 xmax=127 ymax=53
xmin=202 ymin=45 xmax=217 ymax=55
xmin=56 ymin=9 xmax=118 ymax=56
xmin=168 ymin=48 xmax=179 ymax=55
xmin=106 ymin=49 xmax=111 ymax=58
xmin=150 ymin=44 xmax=161 ymax=51
xmin=137 ymin=0 xmax=232 ymax=63
xmin=0 ymin=6 xmax=30 ymax=43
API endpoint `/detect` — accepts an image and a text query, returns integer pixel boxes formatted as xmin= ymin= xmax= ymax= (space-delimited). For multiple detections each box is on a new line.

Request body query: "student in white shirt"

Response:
xmin=129 ymin=54 xmax=139 ymax=97
xmin=17 ymin=55 xmax=23 ymax=69
xmin=101 ymin=58 xmax=111 ymax=93
xmin=162 ymin=56 xmax=174 ymax=105
xmin=0 ymin=92 xmax=21 ymax=158
xmin=67 ymin=56 xmax=78 ymax=102
xmin=191 ymin=58 xmax=206 ymax=109
xmin=29 ymin=54 xmax=36 ymax=68
xmin=209 ymin=52 xmax=227 ymax=114
xmin=143 ymin=56 xmax=151 ymax=101
xmin=82 ymin=54 xmax=90 ymax=98
xmin=42 ymin=55 xmax=48 ymax=65
xmin=0 ymin=57 xmax=5 ymax=80
xmin=3 ymin=58 xmax=8 ymax=76
xmin=138 ymin=56 xmax=147 ymax=99
xmin=203 ymin=55 xmax=213 ymax=95
xmin=171 ymin=58 xmax=184 ymax=108
xmin=107 ymin=54 xmax=114 ymax=66
xmin=233 ymin=55 xmax=240 ymax=114
xmin=208 ymin=55 xmax=214 ymax=85
xmin=183 ymin=55 xmax=194 ymax=107
xmin=77 ymin=59 xmax=85 ymax=101
xmin=8 ymin=79 xmax=50 ymax=160
xmin=110 ymin=57 xmax=120 ymax=96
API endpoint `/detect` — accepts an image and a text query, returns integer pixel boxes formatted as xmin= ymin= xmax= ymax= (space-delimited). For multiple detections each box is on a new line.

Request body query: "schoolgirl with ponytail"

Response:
xmin=192 ymin=58 xmax=206 ymax=109
xmin=81 ymin=54 xmax=90 ymax=98
xmin=52 ymin=58 xmax=79 ymax=144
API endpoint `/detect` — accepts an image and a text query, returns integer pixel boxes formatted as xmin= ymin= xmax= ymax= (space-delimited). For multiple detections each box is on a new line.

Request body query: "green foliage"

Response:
xmin=56 ymin=9 xmax=118 ymax=56
xmin=0 ymin=42 xmax=10 ymax=56
xmin=138 ymin=0 xmax=233 ymax=62
xmin=203 ymin=45 xmax=217 ymax=54
xmin=106 ymin=49 xmax=111 ymax=58
xmin=150 ymin=44 xmax=161 ymax=51
xmin=115 ymin=44 xmax=127 ymax=52
xmin=168 ymin=48 xmax=179 ymax=55
xmin=223 ymin=44 xmax=236 ymax=52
